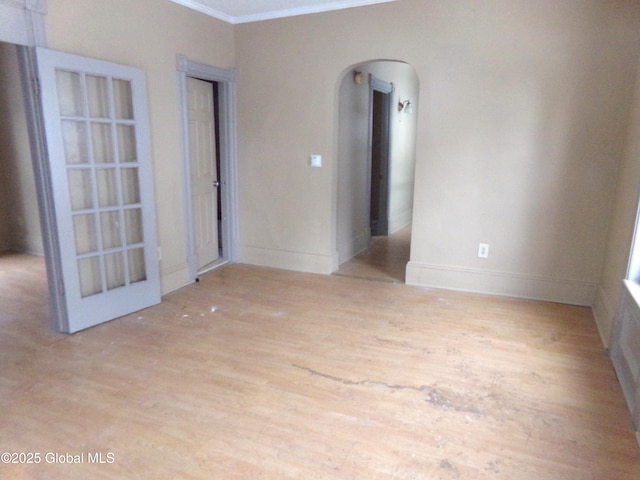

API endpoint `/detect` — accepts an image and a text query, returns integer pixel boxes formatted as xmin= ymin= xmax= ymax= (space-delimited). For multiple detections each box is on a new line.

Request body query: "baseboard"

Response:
xmin=405 ymin=262 xmax=596 ymax=306
xmin=388 ymin=211 xmax=412 ymax=235
xmin=160 ymin=264 xmax=191 ymax=295
xmin=3 ymin=247 xmax=44 ymax=256
xmin=240 ymin=244 xmax=339 ymax=275
xmin=592 ymin=286 xmax=616 ymax=349
xmin=8 ymin=237 xmax=44 ymax=256
xmin=611 ymin=281 xmax=640 ymax=444
xmin=337 ymin=230 xmax=369 ymax=265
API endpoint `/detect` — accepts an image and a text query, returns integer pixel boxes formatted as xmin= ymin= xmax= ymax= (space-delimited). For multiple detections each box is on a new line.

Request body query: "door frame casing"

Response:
xmin=177 ymin=55 xmax=239 ymax=281
xmin=18 ymin=45 xmax=69 ymax=331
xmin=0 ymin=0 xmax=47 ymax=48
xmin=2 ymin=0 xmax=69 ymax=331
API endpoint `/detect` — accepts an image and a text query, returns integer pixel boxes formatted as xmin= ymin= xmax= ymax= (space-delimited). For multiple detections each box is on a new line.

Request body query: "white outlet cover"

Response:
xmin=478 ymin=243 xmax=489 ymax=258
xmin=310 ymin=155 xmax=322 ymax=168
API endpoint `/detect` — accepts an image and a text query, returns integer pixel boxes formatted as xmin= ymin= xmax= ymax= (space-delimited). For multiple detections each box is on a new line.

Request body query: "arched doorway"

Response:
xmin=335 ymin=60 xmax=419 ymax=283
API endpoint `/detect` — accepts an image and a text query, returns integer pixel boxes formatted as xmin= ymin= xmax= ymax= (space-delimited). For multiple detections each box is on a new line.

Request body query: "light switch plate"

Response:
xmin=310 ymin=155 xmax=322 ymax=168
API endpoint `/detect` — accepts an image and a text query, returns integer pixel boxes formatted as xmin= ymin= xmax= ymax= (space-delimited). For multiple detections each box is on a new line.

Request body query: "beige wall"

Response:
xmin=26 ymin=0 xmax=640 ymax=309
xmin=337 ymin=61 xmax=418 ymax=264
xmin=235 ymin=0 xmax=640 ymax=304
xmin=0 ymin=41 xmax=43 ymax=254
xmin=594 ymin=58 xmax=640 ymax=347
xmin=46 ymin=0 xmax=235 ymax=293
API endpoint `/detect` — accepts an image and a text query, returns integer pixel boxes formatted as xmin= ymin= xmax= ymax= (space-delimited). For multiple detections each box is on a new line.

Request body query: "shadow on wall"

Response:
xmin=335 ymin=59 xmax=419 ymax=267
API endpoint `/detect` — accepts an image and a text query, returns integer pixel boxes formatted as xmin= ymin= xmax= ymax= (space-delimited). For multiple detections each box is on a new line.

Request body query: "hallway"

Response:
xmin=334 ymin=226 xmax=411 ymax=283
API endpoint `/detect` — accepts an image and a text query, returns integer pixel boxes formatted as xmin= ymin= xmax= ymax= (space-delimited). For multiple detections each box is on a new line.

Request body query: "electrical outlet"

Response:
xmin=478 ymin=243 xmax=489 ymax=259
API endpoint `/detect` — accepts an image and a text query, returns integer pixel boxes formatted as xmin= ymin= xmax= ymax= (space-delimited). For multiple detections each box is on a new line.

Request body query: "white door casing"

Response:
xmin=187 ymin=77 xmax=219 ymax=269
xmin=0 ymin=0 xmax=46 ymax=48
xmin=37 ymin=47 xmax=161 ymax=333
xmin=177 ymin=55 xmax=239 ymax=282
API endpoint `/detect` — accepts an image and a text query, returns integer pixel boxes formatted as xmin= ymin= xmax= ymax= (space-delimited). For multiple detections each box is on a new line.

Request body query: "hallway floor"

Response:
xmin=334 ymin=226 xmax=411 ymax=284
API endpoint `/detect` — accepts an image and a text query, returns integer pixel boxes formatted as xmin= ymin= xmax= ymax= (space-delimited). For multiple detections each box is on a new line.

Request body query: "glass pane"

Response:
xmin=128 ymin=248 xmax=147 ymax=283
xmin=73 ymin=214 xmax=98 ymax=255
xmin=86 ymin=75 xmax=109 ymax=118
xmin=78 ymin=256 xmax=102 ymax=298
xmin=105 ymin=252 xmax=125 ymax=291
xmin=121 ymin=168 xmax=140 ymax=205
xmin=101 ymin=211 xmax=122 ymax=249
xmin=96 ymin=168 xmax=119 ymax=207
xmin=56 ymin=70 xmax=84 ymax=117
xmin=68 ymin=169 xmax=93 ymax=210
xmin=113 ymin=79 xmax=133 ymax=119
xmin=92 ymin=123 xmax=114 ymax=163
xmin=124 ymin=208 xmax=144 ymax=245
xmin=117 ymin=125 xmax=137 ymax=163
xmin=62 ymin=121 xmax=89 ymax=164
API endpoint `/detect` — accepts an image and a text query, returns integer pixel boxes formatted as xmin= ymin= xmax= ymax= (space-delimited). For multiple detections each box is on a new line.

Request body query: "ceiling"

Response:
xmin=169 ymin=0 xmax=397 ymax=24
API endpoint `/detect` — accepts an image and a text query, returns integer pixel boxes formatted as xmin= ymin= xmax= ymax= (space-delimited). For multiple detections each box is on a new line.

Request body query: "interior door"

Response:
xmin=187 ymin=77 xmax=219 ymax=270
xmin=370 ymin=89 xmax=391 ymax=236
xmin=37 ymin=48 xmax=160 ymax=333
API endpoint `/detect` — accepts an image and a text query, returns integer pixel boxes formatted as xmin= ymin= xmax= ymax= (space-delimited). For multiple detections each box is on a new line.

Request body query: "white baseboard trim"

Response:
xmin=592 ymin=286 xmax=616 ymax=349
xmin=388 ymin=211 xmax=412 ymax=235
xmin=405 ymin=262 xmax=596 ymax=306
xmin=337 ymin=230 xmax=369 ymax=265
xmin=11 ymin=234 xmax=44 ymax=256
xmin=611 ymin=281 xmax=640 ymax=445
xmin=6 ymin=247 xmax=44 ymax=256
xmin=161 ymin=264 xmax=191 ymax=295
xmin=240 ymin=245 xmax=339 ymax=275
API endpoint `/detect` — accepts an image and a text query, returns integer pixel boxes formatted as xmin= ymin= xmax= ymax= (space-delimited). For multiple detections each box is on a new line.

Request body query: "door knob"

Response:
xmin=212 ymin=181 xmax=220 ymax=188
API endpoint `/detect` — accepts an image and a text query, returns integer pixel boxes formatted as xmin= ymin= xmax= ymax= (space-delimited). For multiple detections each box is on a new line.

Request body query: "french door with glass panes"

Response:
xmin=37 ymin=48 xmax=160 ymax=333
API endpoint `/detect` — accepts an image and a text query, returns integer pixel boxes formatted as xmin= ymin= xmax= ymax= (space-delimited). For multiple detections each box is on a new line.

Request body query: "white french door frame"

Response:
xmin=177 ymin=55 xmax=239 ymax=281
xmin=18 ymin=45 xmax=69 ymax=331
xmin=1 ymin=0 xmax=69 ymax=331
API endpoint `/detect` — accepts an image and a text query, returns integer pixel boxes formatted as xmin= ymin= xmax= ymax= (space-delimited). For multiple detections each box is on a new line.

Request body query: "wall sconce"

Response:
xmin=398 ymin=99 xmax=412 ymax=113
xmin=353 ymin=71 xmax=364 ymax=85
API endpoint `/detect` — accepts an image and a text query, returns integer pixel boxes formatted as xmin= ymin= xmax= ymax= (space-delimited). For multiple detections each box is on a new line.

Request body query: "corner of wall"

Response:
xmin=592 ymin=285 xmax=616 ymax=349
xmin=337 ymin=229 xmax=369 ymax=265
xmin=388 ymin=211 xmax=412 ymax=236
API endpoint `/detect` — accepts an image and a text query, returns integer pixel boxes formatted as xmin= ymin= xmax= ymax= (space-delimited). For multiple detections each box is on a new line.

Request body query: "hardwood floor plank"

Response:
xmin=0 ymin=255 xmax=639 ymax=479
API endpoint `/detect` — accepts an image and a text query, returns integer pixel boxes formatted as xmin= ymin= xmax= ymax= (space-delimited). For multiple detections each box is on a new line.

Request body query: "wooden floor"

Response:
xmin=334 ymin=226 xmax=411 ymax=284
xmin=1 ymin=251 xmax=640 ymax=479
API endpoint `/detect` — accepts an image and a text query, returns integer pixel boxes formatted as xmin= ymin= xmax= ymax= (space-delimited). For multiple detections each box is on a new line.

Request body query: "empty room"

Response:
xmin=2 ymin=0 xmax=640 ymax=478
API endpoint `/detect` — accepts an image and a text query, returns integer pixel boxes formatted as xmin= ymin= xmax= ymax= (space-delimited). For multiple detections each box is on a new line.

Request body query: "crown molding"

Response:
xmin=234 ymin=0 xmax=396 ymax=24
xmin=171 ymin=0 xmax=396 ymax=25
xmin=169 ymin=0 xmax=234 ymax=24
